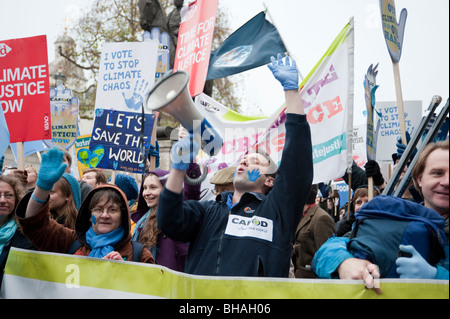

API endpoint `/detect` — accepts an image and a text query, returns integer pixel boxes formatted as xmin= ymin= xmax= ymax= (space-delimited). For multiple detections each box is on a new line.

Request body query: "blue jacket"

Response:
xmin=312 ymin=197 xmax=449 ymax=280
xmin=312 ymin=237 xmax=449 ymax=280
xmin=157 ymin=114 xmax=313 ymax=277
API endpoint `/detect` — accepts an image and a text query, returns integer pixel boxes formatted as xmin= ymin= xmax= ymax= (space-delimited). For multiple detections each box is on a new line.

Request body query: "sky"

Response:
xmin=1 ymin=0 xmax=449 ymax=126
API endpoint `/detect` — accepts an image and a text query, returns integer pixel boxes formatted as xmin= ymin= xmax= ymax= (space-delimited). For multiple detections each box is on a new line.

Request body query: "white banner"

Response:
xmin=193 ymin=20 xmax=355 ymax=199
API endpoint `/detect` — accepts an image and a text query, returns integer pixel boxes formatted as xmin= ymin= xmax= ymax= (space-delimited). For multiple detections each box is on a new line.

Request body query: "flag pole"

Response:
xmin=392 ymin=61 xmax=408 ymax=144
xmin=346 ymin=17 xmax=355 ymax=219
xmin=263 ymin=3 xmax=304 ymax=81
xmin=17 ymin=142 xmax=25 ymax=170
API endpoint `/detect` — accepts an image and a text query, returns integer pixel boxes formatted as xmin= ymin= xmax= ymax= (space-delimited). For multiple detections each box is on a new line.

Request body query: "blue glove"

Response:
xmin=268 ymin=53 xmax=299 ymax=91
xmin=318 ymin=182 xmax=330 ymax=198
xmin=148 ymin=141 xmax=160 ymax=169
xmin=396 ymin=131 xmax=417 ymax=160
xmin=396 ymin=245 xmax=437 ymax=279
xmin=171 ymin=133 xmax=200 ymax=171
xmin=36 ymin=148 xmax=68 ymax=191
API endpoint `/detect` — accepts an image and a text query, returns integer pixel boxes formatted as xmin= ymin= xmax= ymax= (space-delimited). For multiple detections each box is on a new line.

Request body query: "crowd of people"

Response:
xmin=0 ymin=54 xmax=448 ymax=295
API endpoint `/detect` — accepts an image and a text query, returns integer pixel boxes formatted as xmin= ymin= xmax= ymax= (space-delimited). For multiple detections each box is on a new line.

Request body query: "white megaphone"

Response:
xmin=143 ymin=71 xmax=223 ymax=157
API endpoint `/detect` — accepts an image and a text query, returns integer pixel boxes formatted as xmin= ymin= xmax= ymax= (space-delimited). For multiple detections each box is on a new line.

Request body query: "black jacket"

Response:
xmin=158 ymin=114 xmax=313 ymax=277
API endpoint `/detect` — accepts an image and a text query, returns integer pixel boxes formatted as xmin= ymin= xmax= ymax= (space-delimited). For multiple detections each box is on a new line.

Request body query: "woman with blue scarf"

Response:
xmin=16 ymin=148 xmax=154 ymax=264
xmin=0 ymin=175 xmax=36 ymax=286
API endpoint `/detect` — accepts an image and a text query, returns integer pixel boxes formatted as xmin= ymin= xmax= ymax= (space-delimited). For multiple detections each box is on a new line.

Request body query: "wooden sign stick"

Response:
xmin=392 ymin=61 xmax=408 ymax=144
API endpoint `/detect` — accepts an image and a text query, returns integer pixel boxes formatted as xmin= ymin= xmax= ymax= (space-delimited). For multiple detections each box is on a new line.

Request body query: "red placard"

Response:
xmin=0 ymin=35 xmax=51 ymax=143
xmin=174 ymin=0 xmax=218 ymax=97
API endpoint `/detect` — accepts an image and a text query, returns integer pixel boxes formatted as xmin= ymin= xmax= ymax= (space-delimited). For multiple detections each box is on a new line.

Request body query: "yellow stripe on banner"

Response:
xmin=299 ymin=19 xmax=352 ymax=90
xmin=4 ymin=249 xmax=449 ymax=299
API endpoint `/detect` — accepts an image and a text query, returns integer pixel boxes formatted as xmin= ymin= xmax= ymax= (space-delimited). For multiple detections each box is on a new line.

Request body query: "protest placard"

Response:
xmin=380 ymin=0 xmax=408 ymax=143
xmin=74 ymin=134 xmax=92 ymax=177
xmin=89 ymin=109 xmax=156 ymax=173
xmin=375 ymin=100 xmax=422 ymax=164
xmin=143 ymin=28 xmax=170 ymax=81
xmin=0 ymin=35 xmax=51 ymax=143
xmin=91 ymin=40 xmax=159 ymax=173
xmin=174 ymin=0 xmax=218 ymax=96
xmin=44 ymin=84 xmax=79 ymax=150
xmin=94 ymin=40 xmax=159 ymax=112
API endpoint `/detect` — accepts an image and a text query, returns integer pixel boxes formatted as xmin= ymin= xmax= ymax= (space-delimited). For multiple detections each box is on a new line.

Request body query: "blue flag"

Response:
xmin=206 ymin=12 xmax=287 ymax=81
xmin=0 ymin=101 xmax=10 ymax=157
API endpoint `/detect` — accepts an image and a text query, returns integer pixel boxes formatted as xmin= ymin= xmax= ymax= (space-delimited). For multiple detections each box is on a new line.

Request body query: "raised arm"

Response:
xmin=268 ymin=53 xmax=304 ymax=115
xmin=165 ymin=132 xmax=200 ymax=194
xmin=25 ymin=148 xmax=67 ymax=219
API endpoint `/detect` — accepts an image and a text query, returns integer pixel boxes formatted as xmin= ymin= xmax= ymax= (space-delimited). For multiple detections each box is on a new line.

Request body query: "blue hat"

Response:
xmin=62 ymin=173 xmax=81 ymax=210
xmin=114 ymin=174 xmax=139 ymax=201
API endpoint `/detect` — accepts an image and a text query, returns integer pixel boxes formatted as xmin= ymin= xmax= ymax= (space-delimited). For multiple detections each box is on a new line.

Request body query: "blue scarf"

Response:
xmin=131 ymin=209 xmax=158 ymax=258
xmin=131 ymin=208 xmax=152 ymax=242
xmin=0 ymin=218 xmax=18 ymax=255
xmin=86 ymin=226 xmax=125 ymax=259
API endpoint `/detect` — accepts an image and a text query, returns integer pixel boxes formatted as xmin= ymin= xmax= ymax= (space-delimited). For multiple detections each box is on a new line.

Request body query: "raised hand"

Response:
xmin=36 ymin=148 xmax=68 ymax=191
xmin=171 ymin=133 xmax=200 ymax=171
xmin=267 ymin=53 xmax=299 ymax=91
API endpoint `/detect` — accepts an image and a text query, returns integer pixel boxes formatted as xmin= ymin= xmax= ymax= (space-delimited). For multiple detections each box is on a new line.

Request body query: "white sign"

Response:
xmin=95 ymin=40 xmax=159 ymax=112
xmin=375 ymin=100 xmax=422 ymax=164
xmin=225 ymin=215 xmax=273 ymax=242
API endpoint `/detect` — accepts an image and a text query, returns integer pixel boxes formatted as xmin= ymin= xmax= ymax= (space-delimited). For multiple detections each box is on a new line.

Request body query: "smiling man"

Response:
xmin=157 ymin=54 xmax=313 ymax=277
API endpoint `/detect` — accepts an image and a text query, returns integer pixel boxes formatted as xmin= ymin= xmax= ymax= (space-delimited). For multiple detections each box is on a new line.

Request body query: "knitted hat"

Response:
xmin=114 ymin=174 xmax=139 ymax=201
xmin=210 ymin=166 xmax=236 ymax=185
xmin=150 ymin=169 xmax=170 ymax=187
xmin=62 ymin=173 xmax=81 ymax=210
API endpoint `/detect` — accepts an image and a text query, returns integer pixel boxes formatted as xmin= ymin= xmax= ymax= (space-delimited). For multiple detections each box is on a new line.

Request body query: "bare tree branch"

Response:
xmin=58 ymin=46 xmax=99 ymax=71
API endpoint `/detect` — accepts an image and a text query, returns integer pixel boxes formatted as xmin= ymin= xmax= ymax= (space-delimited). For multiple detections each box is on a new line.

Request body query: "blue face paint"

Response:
xmin=92 ymin=214 xmax=97 ymax=226
xmin=248 ymin=169 xmax=261 ymax=182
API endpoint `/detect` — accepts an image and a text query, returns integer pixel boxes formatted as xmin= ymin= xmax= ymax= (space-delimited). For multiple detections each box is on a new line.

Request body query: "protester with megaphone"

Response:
xmin=156 ymin=53 xmax=313 ymax=278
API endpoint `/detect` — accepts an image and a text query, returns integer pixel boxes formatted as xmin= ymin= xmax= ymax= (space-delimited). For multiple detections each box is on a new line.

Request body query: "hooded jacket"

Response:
xmin=16 ymin=184 xmax=154 ymax=263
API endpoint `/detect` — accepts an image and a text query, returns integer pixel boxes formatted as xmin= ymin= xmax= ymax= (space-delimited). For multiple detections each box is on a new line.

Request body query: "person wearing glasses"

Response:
xmin=15 ymin=148 xmax=154 ymax=263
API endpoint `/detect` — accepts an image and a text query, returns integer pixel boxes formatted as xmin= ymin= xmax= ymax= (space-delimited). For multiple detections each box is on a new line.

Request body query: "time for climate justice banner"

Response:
xmin=0 ymin=35 xmax=51 ymax=143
